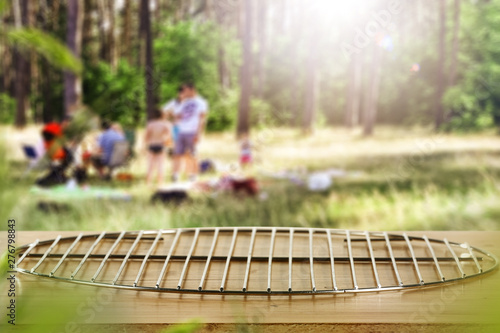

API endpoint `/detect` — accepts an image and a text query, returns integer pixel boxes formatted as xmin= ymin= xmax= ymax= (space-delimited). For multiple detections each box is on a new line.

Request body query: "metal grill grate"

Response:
xmin=15 ymin=228 xmax=499 ymax=295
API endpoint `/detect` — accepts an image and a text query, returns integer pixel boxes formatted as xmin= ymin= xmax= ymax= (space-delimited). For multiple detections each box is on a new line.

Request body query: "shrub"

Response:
xmin=0 ymin=94 xmax=16 ymax=124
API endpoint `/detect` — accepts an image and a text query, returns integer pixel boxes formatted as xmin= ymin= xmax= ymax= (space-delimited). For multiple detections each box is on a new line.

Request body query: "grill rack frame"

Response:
xmin=15 ymin=228 xmax=499 ymax=296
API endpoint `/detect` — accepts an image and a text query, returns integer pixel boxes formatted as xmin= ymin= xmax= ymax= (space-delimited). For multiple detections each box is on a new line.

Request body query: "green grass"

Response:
xmin=2 ymin=126 xmax=500 ymax=332
xmin=2 ymin=126 xmax=500 ymax=232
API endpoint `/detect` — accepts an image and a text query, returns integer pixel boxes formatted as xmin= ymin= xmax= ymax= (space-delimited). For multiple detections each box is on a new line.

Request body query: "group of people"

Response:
xmin=145 ymin=82 xmax=208 ymax=185
xmin=34 ymin=82 xmax=208 ymax=187
xmin=35 ymin=117 xmax=125 ymax=185
xmin=34 ymin=81 xmax=258 ymax=188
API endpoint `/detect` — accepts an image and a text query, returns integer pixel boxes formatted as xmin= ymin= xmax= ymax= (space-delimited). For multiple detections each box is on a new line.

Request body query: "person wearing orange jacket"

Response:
xmin=36 ymin=122 xmax=73 ymax=187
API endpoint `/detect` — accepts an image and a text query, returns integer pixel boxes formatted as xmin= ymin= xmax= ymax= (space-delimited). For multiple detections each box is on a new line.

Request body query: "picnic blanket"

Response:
xmin=30 ymin=185 xmax=132 ymax=201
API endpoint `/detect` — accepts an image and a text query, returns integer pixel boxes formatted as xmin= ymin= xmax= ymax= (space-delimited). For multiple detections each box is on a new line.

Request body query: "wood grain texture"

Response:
xmin=1 ymin=230 xmax=499 ymax=330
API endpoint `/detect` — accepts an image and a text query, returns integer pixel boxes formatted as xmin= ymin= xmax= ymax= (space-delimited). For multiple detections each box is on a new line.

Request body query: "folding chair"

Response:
xmin=108 ymin=141 xmax=131 ymax=176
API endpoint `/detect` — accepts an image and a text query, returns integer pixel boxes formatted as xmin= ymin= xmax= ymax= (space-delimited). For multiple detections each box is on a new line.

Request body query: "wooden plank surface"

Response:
xmin=1 ymin=230 xmax=499 ymax=330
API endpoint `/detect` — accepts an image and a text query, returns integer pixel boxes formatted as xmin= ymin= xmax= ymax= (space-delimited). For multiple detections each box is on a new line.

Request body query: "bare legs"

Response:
xmin=172 ymin=153 xmax=197 ymax=181
xmin=173 ymin=154 xmax=182 ymax=180
xmin=185 ymin=153 xmax=198 ymax=180
xmin=146 ymin=152 xmax=165 ymax=186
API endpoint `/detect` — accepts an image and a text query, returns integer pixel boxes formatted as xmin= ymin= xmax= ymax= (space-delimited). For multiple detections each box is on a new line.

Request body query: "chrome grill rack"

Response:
xmin=15 ymin=228 xmax=499 ymax=295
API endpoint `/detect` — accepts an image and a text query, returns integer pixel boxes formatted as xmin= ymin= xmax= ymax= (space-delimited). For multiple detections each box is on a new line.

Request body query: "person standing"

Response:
xmin=172 ymin=82 xmax=208 ymax=182
xmin=145 ymin=109 xmax=172 ymax=186
xmin=162 ymin=86 xmax=185 ymax=150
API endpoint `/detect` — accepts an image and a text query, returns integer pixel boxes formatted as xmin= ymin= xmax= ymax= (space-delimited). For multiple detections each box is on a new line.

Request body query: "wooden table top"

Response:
xmin=1 ymin=230 xmax=499 ymax=331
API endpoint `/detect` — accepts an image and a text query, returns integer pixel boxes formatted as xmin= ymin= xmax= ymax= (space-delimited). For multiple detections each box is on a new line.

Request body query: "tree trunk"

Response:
xmin=217 ymin=48 xmax=230 ymax=90
xmin=236 ymin=0 xmax=244 ymax=40
xmin=82 ymin=0 xmax=97 ymax=64
xmin=449 ymin=0 xmax=461 ymax=87
xmin=204 ymin=0 xmax=215 ymax=21
xmin=302 ymin=3 xmax=318 ymax=135
xmin=435 ymin=0 xmax=447 ymax=130
xmin=138 ymin=0 xmax=146 ymax=67
xmin=363 ymin=45 xmax=382 ymax=137
xmin=173 ymin=0 xmax=182 ymax=23
xmin=237 ymin=0 xmax=252 ymax=137
xmin=106 ymin=0 xmax=117 ymax=70
xmin=97 ymin=0 xmax=116 ymax=69
xmin=214 ymin=1 xmax=230 ymax=90
xmin=256 ymin=0 xmax=267 ymax=99
xmin=1 ymin=13 xmax=13 ymax=95
xmin=290 ymin=0 xmax=304 ymax=127
xmin=40 ymin=0 xmax=52 ymax=123
xmin=141 ymin=0 xmax=155 ymax=121
xmin=97 ymin=0 xmax=107 ymax=62
xmin=52 ymin=0 xmax=61 ymax=31
xmin=344 ymin=52 xmax=363 ymax=128
xmin=272 ymin=0 xmax=285 ymax=36
xmin=64 ymin=0 xmax=84 ymax=117
xmin=29 ymin=0 xmax=40 ymax=123
xmin=41 ymin=57 xmax=53 ymax=123
xmin=14 ymin=0 xmax=30 ymax=128
xmin=182 ymin=0 xmax=192 ymax=20
xmin=303 ymin=43 xmax=318 ymax=134
xmin=155 ymin=0 xmax=161 ymax=26
xmin=122 ymin=0 xmax=132 ymax=64
xmin=0 ymin=37 xmax=4 ymax=94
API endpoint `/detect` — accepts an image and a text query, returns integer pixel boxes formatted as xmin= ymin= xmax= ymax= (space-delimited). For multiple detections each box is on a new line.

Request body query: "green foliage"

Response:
xmin=155 ymin=21 xmax=240 ymax=131
xmin=81 ymin=21 xmax=241 ymax=131
xmin=207 ymin=90 xmax=239 ymax=131
xmin=64 ymin=107 xmax=100 ymax=141
xmin=0 ymin=250 xmax=9 ymax=280
xmin=250 ymin=98 xmax=276 ymax=129
xmin=83 ymin=60 xmax=145 ymax=128
xmin=0 ymin=136 xmax=18 ymax=226
xmin=0 ymin=0 xmax=10 ymax=15
xmin=442 ymin=0 xmax=500 ymax=131
xmin=155 ymin=21 xmax=218 ymax=99
xmin=7 ymin=28 xmax=82 ymax=74
xmin=0 ymin=94 xmax=16 ymax=124
xmin=443 ymin=85 xmax=493 ymax=131
xmin=5 ymin=1 xmax=500 ymax=133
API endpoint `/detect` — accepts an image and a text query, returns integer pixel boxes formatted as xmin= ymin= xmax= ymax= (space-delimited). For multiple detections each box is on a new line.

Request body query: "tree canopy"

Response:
xmin=0 ymin=0 xmax=499 ymax=134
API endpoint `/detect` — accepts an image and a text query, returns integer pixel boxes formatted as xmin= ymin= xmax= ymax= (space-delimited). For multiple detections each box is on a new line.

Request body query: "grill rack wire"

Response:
xmin=15 ymin=228 xmax=499 ymax=295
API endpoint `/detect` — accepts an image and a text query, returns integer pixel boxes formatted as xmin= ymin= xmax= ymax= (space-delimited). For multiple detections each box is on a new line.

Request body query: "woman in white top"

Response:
xmin=145 ymin=109 xmax=172 ymax=186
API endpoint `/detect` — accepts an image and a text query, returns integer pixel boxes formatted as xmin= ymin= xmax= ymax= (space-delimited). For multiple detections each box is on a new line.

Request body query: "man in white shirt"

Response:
xmin=172 ymin=82 xmax=208 ymax=181
xmin=162 ymin=86 xmax=184 ymax=120
xmin=162 ymin=86 xmax=184 ymax=116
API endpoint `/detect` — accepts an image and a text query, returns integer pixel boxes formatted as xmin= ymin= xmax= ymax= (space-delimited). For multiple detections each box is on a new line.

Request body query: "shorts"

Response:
xmin=148 ymin=144 xmax=164 ymax=155
xmin=174 ymin=133 xmax=197 ymax=156
xmin=240 ymin=154 xmax=252 ymax=164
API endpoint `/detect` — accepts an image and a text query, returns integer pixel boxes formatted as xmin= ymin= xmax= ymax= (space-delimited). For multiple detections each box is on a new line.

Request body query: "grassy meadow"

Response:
xmin=2 ymin=125 xmax=500 ymax=232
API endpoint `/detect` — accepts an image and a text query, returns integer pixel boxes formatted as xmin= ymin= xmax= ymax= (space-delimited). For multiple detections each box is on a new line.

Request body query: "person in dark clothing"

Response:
xmin=36 ymin=122 xmax=73 ymax=187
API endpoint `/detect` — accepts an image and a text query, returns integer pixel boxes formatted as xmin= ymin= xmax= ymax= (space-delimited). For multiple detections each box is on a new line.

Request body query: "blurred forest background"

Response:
xmin=1 ymin=0 xmax=500 ymax=135
xmin=2 ymin=4 xmax=500 ymax=331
